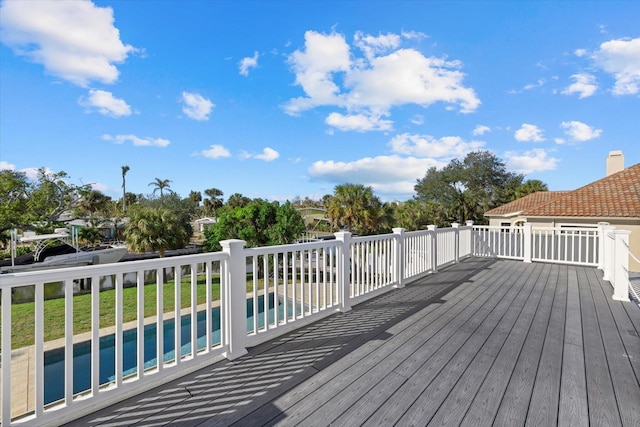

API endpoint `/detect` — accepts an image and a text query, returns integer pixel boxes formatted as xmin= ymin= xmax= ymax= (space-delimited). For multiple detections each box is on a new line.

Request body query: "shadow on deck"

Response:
xmin=66 ymin=258 xmax=640 ymax=427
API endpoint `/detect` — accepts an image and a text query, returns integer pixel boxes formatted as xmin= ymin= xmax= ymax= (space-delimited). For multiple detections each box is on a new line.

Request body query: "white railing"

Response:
xmin=473 ymin=222 xmax=632 ymax=302
xmin=599 ymin=224 xmax=632 ymax=302
xmin=0 ymin=224 xmax=476 ymax=426
xmin=473 ymin=226 xmax=525 ymax=260
xmin=531 ymin=227 xmax=599 ymax=265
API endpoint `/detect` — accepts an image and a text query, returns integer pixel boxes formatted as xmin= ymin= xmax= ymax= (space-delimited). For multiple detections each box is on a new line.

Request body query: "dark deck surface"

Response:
xmin=67 ymin=258 xmax=640 ymax=426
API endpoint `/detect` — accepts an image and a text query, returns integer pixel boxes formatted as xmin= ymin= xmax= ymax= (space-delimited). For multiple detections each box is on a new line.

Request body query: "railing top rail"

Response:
xmin=245 ymin=239 xmax=339 ymax=255
xmin=0 ymin=250 xmax=228 ymax=288
xmin=434 ymin=228 xmax=457 ymax=234
xmin=352 ymin=233 xmax=395 ymax=243
xmin=405 ymin=229 xmax=431 ymax=237
xmin=531 ymin=226 xmax=598 ymax=232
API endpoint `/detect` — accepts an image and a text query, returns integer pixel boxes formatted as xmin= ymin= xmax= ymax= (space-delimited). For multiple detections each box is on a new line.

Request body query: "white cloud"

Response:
xmin=200 ymin=144 xmax=231 ymax=159
xmin=0 ymin=0 xmax=135 ymax=87
xmin=591 ymin=37 xmax=640 ymax=95
xmin=509 ymin=79 xmax=546 ymax=94
xmin=181 ymin=91 xmax=214 ymax=120
xmin=561 ymin=73 xmax=598 ymax=98
xmin=79 ymin=89 xmax=132 ymax=117
xmin=284 ymin=30 xmax=480 ymax=130
xmin=20 ymin=167 xmax=52 ymax=181
xmin=514 ymin=123 xmax=545 ymax=142
xmin=255 ymin=147 xmax=279 ymax=161
xmin=325 ymin=112 xmax=393 ymax=132
xmin=354 ymin=31 xmax=401 ymax=60
xmin=410 ymin=115 xmax=424 ymax=125
xmin=239 ymin=51 xmax=259 ymax=76
xmin=472 ymin=125 xmax=491 ymax=136
xmin=309 ymin=155 xmax=445 ymax=196
xmin=505 ymin=149 xmax=559 ymax=174
xmin=389 ymin=133 xmax=485 ymax=158
xmin=102 ymin=134 xmax=170 ymax=147
xmin=560 ymin=121 xmax=602 ymax=142
xmin=0 ymin=161 xmax=15 ymax=170
xmin=241 ymin=147 xmax=280 ymax=161
xmin=90 ymin=182 xmax=110 ymax=193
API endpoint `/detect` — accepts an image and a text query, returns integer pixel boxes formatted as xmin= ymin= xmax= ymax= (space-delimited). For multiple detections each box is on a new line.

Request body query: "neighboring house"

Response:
xmin=485 ymin=151 xmax=640 ymax=272
xmin=194 ymin=217 xmax=217 ymax=233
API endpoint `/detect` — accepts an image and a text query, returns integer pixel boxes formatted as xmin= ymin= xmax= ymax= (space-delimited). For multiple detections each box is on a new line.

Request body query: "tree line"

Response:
xmin=0 ymin=151 xmax=547 ymax=257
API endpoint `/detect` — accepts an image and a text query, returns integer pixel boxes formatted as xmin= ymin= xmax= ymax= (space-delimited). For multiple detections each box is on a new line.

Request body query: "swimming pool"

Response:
xmin=43 ymin=294 xmax=284 ymax=405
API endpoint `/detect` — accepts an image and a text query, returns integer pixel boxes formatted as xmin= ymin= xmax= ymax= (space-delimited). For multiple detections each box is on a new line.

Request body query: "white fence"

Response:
xmin=0 ymin=221 xmax=631 ymax=426
xmin=473 ymin=222 xmax=631 ymax=302
xmin=0 ymin=225 xmax=474 ymax=426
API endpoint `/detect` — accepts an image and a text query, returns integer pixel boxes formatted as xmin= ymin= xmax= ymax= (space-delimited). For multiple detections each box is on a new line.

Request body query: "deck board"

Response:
xmin=558 ymin=268 xmax=588 ymax=427
xmin=64 ymin=259 xmax=640 ymax=427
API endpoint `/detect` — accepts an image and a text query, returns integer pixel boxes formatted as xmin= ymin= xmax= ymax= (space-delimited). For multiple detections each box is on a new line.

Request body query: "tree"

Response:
xmin=121 ymin=165 xmax=130 ymax=212
xmin=203 ymin=199 xmax=305 ymax=251
xmin=226 ymin=193 xmax=250 ymax=209
xmin=270 ymin=202 xmax=307 ymax=245
xmin=189 ymin=190 xmax=202 ymax=207
xmin=203 ymin=187 xmax=224 ymax=216
xmin=148 ymin=178 xmax=172 ymax=197
xmin=326 ymin=183 xmax=385 ymax=235
xmin=125 ymin=206 xmax=190 ymax=256
xmin=515 ymin=179 xmax=548 ymax=199
xmin=415 ymin=151 xmax=525 ymax=224
xmin=0 ymin=169 xmax=30 ymax=243
xmin=26 ymin=168 xmax=82 ymax=232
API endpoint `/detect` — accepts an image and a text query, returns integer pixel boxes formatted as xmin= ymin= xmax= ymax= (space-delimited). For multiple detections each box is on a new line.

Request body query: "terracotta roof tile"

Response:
xmin=485 ymin=191 xmax=569 ymax=216
xmin=522 ymin=163 xmax=640 ymax=218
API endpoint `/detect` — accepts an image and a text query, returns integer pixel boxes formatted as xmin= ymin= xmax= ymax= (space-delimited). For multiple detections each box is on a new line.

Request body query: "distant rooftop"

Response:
xmin=486 ymin=163 xmax=640 ymax=219
xmin=523 ymin=163 xmax=640 ymax=218
xmin=485 ymin=191 xmax=569 ymax=217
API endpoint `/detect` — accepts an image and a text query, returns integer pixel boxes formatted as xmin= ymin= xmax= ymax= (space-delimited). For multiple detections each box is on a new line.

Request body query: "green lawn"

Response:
xmin=2 ymin=274 xmax=223 ymax=349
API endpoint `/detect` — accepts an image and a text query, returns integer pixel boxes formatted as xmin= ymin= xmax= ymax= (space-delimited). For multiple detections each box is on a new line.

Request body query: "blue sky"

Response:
xmin=1 ymin=0 xmax=639 ymax=203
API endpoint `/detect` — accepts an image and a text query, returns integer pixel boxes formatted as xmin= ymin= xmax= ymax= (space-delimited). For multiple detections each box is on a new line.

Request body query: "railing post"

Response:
xmin=393 ymin=228 xmax=406 ymax=288
xmin=335 ymin=231 xmax=352 ymax=312
xmin=220 ymin=239 xmax=248 ymax=361
xmin=428 ymin=225 xmax=438 ymax=273
xmin=603 ymin=225 xmax=615 ymax=282
xmin=597 ymin=222 xmax=609 ymax=270
xmin=452 ymin=223 xmax=460 ymax=263
xmin=612 ymin=230 xmax=631 ymax=302
xmin=523 ymin=223 xmax=532 ymax=263
xmin=466 ymin=221 xmax=474 ymax=256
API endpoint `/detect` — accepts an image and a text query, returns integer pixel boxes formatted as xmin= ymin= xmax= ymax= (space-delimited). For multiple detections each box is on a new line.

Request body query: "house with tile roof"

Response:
xmin=485 ymin=151 xmax=640 ymax=271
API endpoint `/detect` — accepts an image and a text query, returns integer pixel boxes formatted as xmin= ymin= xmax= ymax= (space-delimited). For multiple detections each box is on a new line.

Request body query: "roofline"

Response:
xmin=522 ymin=215 xmax=640 ymax=222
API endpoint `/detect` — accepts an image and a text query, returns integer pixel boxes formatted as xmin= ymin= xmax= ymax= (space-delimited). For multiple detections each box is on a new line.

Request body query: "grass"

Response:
xmin=2 ymin=274 xmax=224 ymax=349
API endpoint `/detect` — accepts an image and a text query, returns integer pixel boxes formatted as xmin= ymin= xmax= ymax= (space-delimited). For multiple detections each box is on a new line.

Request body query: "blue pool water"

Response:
xmin=44 ymin=294 xmax=287 ymax=404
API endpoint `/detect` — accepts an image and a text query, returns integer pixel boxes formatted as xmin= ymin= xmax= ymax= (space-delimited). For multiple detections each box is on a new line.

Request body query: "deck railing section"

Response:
xmin=472 ymin=225 xmax=525 ymax=260
xmin=473 ymin=222 xmax=631 ymax=302
xmin=0 ymin=220 xmax=632 ymax=426
xmin=0 ymin=252 xmax=228 ymax=427
xmin=531 ymin=227 xmax=599 ymax=265
xmin=0 ymin=225 xmax=475 ymax=426
xmin=599 ymin=224 xmax=632 ymax=302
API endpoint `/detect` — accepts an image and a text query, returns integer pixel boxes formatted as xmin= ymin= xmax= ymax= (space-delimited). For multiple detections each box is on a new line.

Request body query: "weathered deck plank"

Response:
xmin=64 ymin=259 xmax=640 ymax=427
xmin=558 ymin=268 xmax=588 ymax=427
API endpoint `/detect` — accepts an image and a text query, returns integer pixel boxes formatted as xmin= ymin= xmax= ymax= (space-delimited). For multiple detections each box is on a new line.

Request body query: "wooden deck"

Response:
xmin=66 ymin=258 xmax=640 ymax=427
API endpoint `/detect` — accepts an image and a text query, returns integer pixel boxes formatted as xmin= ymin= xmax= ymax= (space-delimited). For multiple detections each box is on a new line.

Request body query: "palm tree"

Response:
xmin=148 ymin=178 xmax=172 ymax=197
xmin=327 ymin=183 xmax=384 ymax=235
xmin=125 ymin=206 xmax=189 ymax=257
xmin=189 ymin=190 xmax=202 ymax=206
xmin=121 ymin=165 xmax=130 ymax=212
xmin=203 ymin=187 xmax=224 ymax=216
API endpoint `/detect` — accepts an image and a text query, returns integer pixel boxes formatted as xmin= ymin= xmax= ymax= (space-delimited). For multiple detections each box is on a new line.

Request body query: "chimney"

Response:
xmin=606 ymin=150 xmax=624 ymax=176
